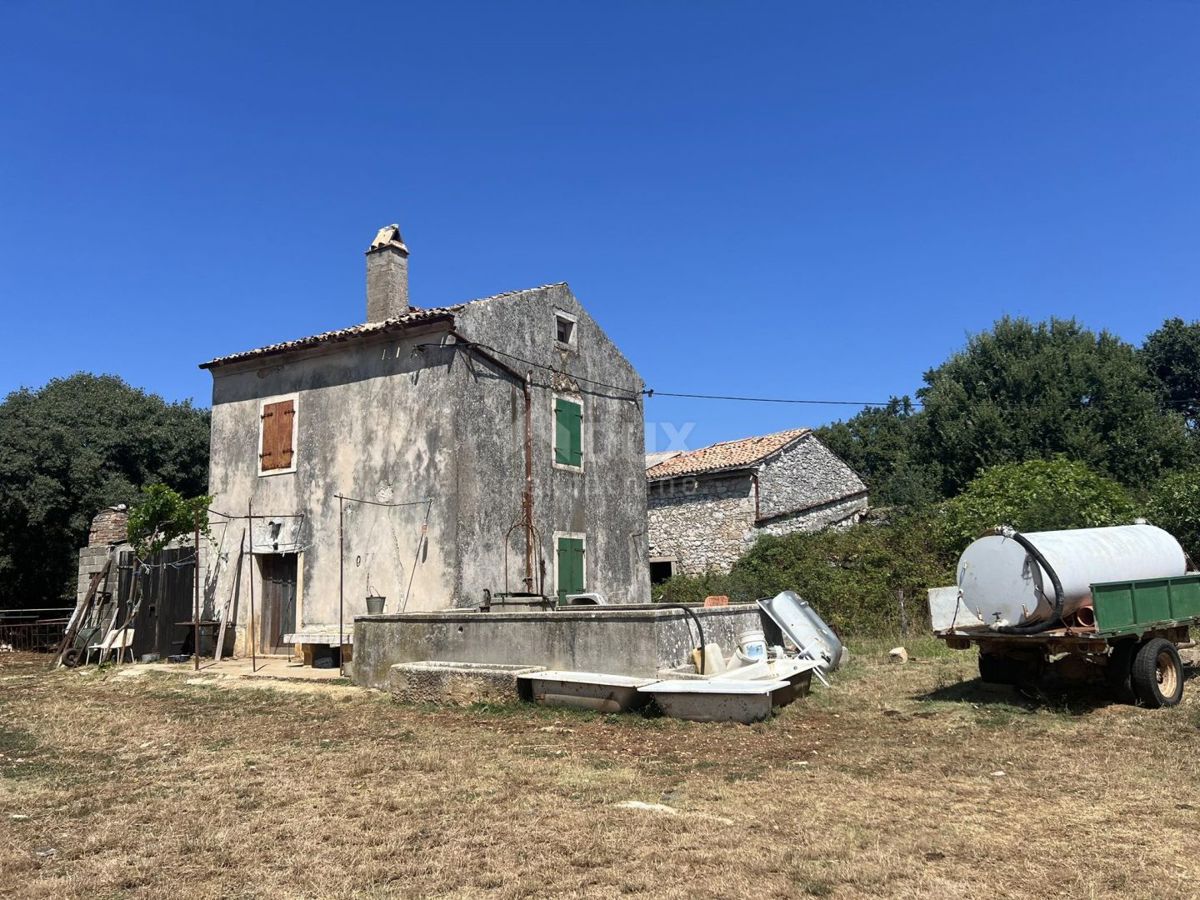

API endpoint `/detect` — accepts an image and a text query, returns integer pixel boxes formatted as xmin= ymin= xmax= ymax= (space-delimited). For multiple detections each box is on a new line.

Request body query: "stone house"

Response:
xmin=646 ymin=428 xmax=867 ymax=579
xmin=199 ymin=224 xmax=649 ymax=659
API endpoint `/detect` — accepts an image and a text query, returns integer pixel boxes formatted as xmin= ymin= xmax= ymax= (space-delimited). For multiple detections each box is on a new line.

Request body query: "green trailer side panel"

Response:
xmin=1093 ymin=574 xmax=1200 ymax=632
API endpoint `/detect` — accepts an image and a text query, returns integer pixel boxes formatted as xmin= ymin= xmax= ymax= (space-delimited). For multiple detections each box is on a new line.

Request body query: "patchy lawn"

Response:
xmin=1 ymin=639 xmax=1198 ymax=899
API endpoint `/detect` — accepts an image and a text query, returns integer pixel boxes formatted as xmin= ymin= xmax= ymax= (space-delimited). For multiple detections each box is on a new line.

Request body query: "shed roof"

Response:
xmin=645 ymin=428 xmax=811 ymax=481
xmin=199 ymin=284 xmax=564 ymax=369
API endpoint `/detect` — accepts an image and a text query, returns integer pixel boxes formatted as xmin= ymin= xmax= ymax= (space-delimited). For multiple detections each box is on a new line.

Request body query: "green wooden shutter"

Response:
xmin=557 ymin=537 xmax=585 ymax=601
xmin=555 ymin=398 xmax=583 ymax=467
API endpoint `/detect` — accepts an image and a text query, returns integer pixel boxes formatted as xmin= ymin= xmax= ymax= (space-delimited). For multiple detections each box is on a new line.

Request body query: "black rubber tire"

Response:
xmin=61 ymin=647 xmax=82 ymax=668
xmin=1131 ymin=638 xmax=1184 ymax=709
xmin=979 ymin=652 xmax=1032 ymax=685
xmin=1105 ymin=640 xmax=1137 ymax=703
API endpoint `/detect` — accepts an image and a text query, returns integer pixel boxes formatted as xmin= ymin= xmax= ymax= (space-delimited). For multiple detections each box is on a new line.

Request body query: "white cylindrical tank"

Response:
xmin=956 ymin=524 xmax=1187 ymax=628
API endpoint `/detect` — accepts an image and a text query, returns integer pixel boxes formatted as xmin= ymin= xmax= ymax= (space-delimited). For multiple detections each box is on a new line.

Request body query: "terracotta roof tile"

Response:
xmin=645 ymin=428 xmax=811 ymax=480
xmin=199 ymin=284 xmax=565 ymax=369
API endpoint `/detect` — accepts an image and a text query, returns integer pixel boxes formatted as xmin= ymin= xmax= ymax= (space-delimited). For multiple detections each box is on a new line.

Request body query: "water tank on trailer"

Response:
xmin=956 ymin=523 xmax=1187 ymax=628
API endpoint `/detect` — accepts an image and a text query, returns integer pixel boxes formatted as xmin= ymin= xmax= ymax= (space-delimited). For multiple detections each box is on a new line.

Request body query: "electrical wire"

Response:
xmin=644 ymin=390 xmax=908 ymax=408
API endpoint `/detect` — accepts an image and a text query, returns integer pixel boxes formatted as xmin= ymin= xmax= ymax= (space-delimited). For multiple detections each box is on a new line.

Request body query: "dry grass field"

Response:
xmin=2 ymin=639 xmax=1199 ymax=899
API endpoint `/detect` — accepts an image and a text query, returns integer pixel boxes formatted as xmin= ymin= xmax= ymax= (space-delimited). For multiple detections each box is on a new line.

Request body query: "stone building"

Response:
xmin=646 ymin=428 xmax=867 ymax=579
xmin=200 ymin=224 xmax=649 ymax=658
xmin=75 ymin=506 xmax=129 ymax=604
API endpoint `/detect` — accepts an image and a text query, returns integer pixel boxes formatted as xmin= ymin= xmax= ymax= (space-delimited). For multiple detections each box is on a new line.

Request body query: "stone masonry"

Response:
xmin=647 ymin=430 xmax=867 ymax=576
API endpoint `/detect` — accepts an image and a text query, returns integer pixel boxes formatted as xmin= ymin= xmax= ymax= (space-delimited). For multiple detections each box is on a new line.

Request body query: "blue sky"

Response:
xmin=2 ymin=1 xmax=1197 ymax=452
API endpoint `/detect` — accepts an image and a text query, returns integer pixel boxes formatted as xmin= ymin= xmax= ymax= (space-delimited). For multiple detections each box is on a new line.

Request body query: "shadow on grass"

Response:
xmin=920 ymin=663 xmax=1200 ymax=717
xmin=916 ymin=677 xmax=1115 ymax=716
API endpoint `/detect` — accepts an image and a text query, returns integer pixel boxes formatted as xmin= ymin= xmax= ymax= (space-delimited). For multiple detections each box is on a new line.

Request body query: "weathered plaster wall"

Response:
xmin=204 ymin=284 xmax=650 ymax=655
xmin=454 ymin=285 xmax=650 ymax=605
xmin=756 ymin=434 xmax=867 ymax=521
xmin=646 ymin=473 xmax=756 ymax=575
xmin=206 ymin=325 xmax=460 ymax=653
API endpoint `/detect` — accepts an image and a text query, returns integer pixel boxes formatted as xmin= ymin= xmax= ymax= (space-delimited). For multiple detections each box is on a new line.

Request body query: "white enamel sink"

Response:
xmin=523 ymin=670 xmax=656 ymax=712
xmin=638 ymin=679 xmax=791 ymax=724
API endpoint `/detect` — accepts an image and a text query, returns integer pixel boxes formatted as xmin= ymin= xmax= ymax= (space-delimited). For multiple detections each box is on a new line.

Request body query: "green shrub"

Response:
xmin=1146 ymin=469 xmax=1200 ymax=562
xmin=937 ymin=457 xmax=1135 ymax=554
xmin=656 ymin=514 xmax=954 ymax=635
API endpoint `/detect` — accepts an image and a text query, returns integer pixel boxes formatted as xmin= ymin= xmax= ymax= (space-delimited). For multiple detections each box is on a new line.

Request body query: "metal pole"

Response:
xmin=338 ymin=494 xmax=345 ymax=677
xmin=523 ymin=370 xmax=534 ymax=591
xmin=248 ymin=499 xmax=257 ymax=673
xmin=193 ymin=516 xmax=201 ymax=672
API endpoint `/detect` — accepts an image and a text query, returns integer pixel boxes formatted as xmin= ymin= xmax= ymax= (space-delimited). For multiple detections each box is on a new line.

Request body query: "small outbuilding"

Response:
xmin=646 ymin=428 xmax=867 ymax=579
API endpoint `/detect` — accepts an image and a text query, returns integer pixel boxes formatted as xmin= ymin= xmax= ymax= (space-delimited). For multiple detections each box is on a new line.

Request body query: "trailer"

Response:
xmin=936 ymin=573 xmax=1200 ymax=708
xmin=934 ymin=524 xmax=1198 ymax=708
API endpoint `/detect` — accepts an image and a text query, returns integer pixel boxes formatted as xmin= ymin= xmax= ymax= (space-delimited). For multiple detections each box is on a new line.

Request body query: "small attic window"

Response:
xmin=555 ymin=311 xmax=577 ymax=348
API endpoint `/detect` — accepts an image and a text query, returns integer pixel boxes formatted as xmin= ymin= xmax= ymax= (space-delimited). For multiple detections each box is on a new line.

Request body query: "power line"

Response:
xmin=643 ymin=390 xmax=912 ymax=408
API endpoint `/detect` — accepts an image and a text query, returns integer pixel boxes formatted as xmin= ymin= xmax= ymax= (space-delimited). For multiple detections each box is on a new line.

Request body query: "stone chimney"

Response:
xmin=366 ymin=224 xmax=409 ymax=321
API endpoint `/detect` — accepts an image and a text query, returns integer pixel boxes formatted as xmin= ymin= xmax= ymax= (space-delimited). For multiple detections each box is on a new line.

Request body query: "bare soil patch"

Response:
xmin=1 ymin=640 xmax=1198 ymax=898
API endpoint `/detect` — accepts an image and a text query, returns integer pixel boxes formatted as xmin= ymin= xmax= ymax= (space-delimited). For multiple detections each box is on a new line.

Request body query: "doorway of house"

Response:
xmin=259 ymin=553 xmax=297 ymax=655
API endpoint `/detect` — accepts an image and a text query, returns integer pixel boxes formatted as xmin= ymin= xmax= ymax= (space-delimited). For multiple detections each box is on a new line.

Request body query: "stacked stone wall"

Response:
xmin=645 ymin=434 xmax=870 ymax=576
xmin=647 ymin=473 xmax=756 ymax=575
xmin=756 ymin=435 xmax=866 ymax=520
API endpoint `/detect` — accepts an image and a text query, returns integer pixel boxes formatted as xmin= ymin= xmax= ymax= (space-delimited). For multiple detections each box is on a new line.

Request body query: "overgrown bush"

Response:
xmin=1146 ymin=469 xmax=1200 ymax=562
xmin=656 ymin=514 xmax=954 ymax=635
xmin=654 ymin=458 xmax=1148 ymax=636
xmin=937 ymin=457 xmax=1136 ymax=554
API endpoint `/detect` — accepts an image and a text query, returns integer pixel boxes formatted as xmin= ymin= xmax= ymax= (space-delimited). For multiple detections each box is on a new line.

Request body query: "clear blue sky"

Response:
xmin=2 ymin=1 xmax=1197 ymax=453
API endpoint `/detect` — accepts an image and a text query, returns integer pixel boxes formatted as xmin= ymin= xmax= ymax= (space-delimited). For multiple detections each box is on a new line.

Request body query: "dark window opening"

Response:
xmin=650 ymin=560 xmax=674 ymax=584
xmin=555 ymin=314 xmax=576 ymax=347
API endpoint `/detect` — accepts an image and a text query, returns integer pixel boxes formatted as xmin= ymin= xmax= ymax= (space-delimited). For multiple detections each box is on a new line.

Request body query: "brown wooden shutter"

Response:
xmin=277 ymin=399 xmax=294 ymax=468
xmin=260 ymin=400 xmax=295 ymax=471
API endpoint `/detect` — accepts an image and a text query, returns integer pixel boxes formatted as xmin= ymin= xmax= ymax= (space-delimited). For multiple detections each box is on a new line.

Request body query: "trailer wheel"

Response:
xmin=1131 ymin=638 xmax=1184 ymax=709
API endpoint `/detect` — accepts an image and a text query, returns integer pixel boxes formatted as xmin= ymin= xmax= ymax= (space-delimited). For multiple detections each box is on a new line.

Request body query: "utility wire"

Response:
xmin=643 ymin=390 xmax=910 ymax=408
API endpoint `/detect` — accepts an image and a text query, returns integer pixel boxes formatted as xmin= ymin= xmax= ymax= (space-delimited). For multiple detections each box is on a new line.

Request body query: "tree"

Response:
xmin=919 ymin=317 xmax=1192 ymax=496
xmin=0 ymin=374 xmax=209 ymax=609
xmin=937 ymin=457 xmax=1136 ymax=554
xmin=1141 ymin=317 xmax=1200 ymax=431
xmin=126 ymin=484 xmax=212 ymax=558
xmin=1145 ymin=469 xmax=1200 ymax=563
xmin=817 ymin=397 xmax=941 ymax=508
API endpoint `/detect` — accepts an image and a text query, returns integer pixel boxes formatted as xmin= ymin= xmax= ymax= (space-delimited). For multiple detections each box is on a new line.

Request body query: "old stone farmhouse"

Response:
xmin=646 ymin=429 xmax=867 ymax=578
xmin=198 ymin=224 xmax=648 ymax=659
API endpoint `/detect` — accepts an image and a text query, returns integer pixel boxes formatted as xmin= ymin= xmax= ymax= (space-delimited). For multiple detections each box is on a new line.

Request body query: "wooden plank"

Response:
xmin=52 ymin=554 xmax=112 ymax=668
xmin=213 ymin=527 xmax=246 ymax=664
xmin=260 ymin=400 xmax=294 ymax=471
xmin=279 ymin=399 xmax=295 ymax=468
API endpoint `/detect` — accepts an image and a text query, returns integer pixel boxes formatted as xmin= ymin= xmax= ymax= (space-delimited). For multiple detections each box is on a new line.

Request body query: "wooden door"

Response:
xmin=259 ymin=554 xmax=297 ymax=655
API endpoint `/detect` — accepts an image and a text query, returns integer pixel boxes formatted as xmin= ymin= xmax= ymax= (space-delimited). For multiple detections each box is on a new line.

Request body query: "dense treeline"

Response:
xmin=0 ymin=374 xmax=209 ymax=610
xmin=659 ymin=316 xmax=1200 ymax=633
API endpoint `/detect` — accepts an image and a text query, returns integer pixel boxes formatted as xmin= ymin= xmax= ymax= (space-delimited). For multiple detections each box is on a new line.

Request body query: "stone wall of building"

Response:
xmin=646 ymin=433 xmax=869 ymax=577
xmin=87 ymin=506 xmax=129 ymax=547
xmin=756 ymin=434 xmax=866 ymax=521
xmin=646 ymin=473 xmax=756 ymax=575
xmin=76 ymin=506 xmax=130 ymax=605
xmin=756 ymin=492 xmax=869 ymax=538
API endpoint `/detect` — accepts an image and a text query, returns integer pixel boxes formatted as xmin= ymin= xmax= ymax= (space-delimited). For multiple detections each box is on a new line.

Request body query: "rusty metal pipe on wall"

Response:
xmin=449 ymin=331 xmax=536 ymax=591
